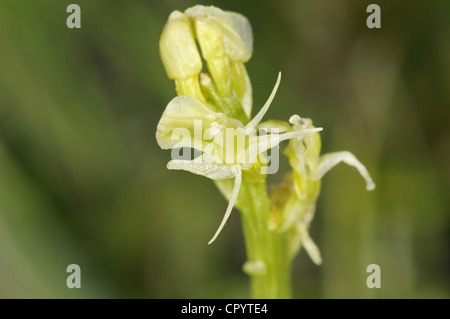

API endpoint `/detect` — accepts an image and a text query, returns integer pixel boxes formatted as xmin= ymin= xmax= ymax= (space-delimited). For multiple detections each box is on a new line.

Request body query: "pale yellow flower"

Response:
xmin=156 ymin=73 xmax=322 ymax=244
xmin=270 ymin=115 xmax=375 ymax=265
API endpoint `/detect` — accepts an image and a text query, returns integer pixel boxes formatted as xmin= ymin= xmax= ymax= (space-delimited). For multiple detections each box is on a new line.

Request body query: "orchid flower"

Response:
xmin=269 ymin=115 xmax=375 ymax=265
xmin=156 ymin=73 xmax=322 ymax=244
xmin=156 ymin=4 xmax=376 ymax=299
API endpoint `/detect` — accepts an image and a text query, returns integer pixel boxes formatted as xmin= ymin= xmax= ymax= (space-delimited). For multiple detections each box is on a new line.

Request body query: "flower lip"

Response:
xmin=156 ymin=71 xmax=328 ymax=244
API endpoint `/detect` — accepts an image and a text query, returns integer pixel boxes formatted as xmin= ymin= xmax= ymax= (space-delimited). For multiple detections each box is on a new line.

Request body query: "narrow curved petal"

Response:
xmin=314 ymin=151 xmax=376 ymax=191
xmin=299 ymin=225 xmax=323 ymax=265
xmin=298 ymin=204 xmax=322 ymax=265
xmin=214 ymin=179 xmax=235 ymax=202
xmin=244 ymin=72 xmax=281 ymax=134
xmin=208 ymin=166 xmax=242 ymax=244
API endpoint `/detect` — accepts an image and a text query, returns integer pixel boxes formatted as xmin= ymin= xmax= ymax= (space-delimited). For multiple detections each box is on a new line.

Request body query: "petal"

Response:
xmin=156 ymin=96 xmax=230 ymax=150
xmin=159 ymin=11 xmax=202 ymax=80
xmin=288 ymin=138 xmax=308 ymax=178
xmin=314 ymin=151 xmax=376 ymax=191
xmin=214 ymin=179 xmax=235 ymax=202
xmin=241 ymin=64 xmax=252 ymax=117
xmin=257 ymin=120 xmax=291 ymax=133
xmin=185 ymin=5 xmax=253 ymax=62
xmin=287 ymin=203 xmax=322 ymax=263
xmin=225 ymin=12 xmax=253 ymax=61
xmin=244 ymin=72 xmax=281 ymax=134
xmin=298 ymin=204 xmax=322 ymax=265
xmin=299 ymin=224 xmax=323 ymax=265
xmin=248 ymin=127 xmax=323 ymax=164
xmin=194 ymin=17 xmax=231 ymax=96
xmin=230 ymin=62 xmax=252 ymax=118
xmin=195 ymin=17 xmax=227 ymax=60
xmin=289 ymin=115 xmax=322 ymax=160
xmin=166 ymin=156 xmax=242 ymax=245
xmin=167 ymin=158 xmax=236 ymax=180
xmin=208 ymin=166 xmax=242 ymax=244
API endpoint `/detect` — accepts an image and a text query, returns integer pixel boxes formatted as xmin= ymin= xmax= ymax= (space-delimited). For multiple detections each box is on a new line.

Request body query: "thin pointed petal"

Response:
xmin=257 ymin=120 xmax=291 ymax=133
xmin=247 ymin=127 xmax=322 ymax=164
xmin=244 ymin=72 xmax=281 ymax=134
xmin=300 ymin=227 xmax=323 ymax=265
xmin=214 ymin=179 xmax=235 ymax=202
xmin=208 ymin=167 xmax=242 ymax=244
xmin=298 ymin=204 xmax=322 ymax=265
xmin=314 ymin=151 xmax=376 ymax=190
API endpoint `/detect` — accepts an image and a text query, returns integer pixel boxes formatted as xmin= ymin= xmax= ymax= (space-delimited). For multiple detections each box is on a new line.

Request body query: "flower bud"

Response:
xmin=195 ymin=17 xmax=231 ymax=96
xmin=186 ymin=6 xmax=253 ymax=117
xmin=159 ymin=11 xmax=202 ymax=80
xmin=185 ymin=6 xmax=253 ymax=62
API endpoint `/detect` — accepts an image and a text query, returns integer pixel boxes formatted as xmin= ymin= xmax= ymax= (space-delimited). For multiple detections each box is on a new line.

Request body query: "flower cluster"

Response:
xmin=156 ymin=5 xmax=375 ymax=263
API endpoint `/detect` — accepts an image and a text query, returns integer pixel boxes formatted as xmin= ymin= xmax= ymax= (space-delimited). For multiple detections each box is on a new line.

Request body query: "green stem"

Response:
xmin=237 ymin=170 xmax=291 ymax=298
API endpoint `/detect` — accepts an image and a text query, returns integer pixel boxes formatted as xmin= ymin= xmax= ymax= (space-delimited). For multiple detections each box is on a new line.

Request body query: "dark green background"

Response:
xmin=0 ymin=0 xmax=448 ymax=298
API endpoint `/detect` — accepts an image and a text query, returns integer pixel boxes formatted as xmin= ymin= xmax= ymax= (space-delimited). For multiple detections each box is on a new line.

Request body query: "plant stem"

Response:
xmin=238 ymin=170 xmax=291 ymax=299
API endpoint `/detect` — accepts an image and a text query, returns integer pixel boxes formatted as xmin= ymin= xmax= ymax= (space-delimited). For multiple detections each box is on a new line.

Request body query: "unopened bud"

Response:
xmin=159 ymin=11 xmax=202 ymax=80
xmin=186 ymin=6 xmax=253 ymax=62
xmin=195 ymin=17 xmax=231 ymax=95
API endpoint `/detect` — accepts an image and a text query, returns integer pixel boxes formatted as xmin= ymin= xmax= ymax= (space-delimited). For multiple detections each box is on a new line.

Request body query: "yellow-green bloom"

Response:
xmin=157 ymin=4 xmax=376 ymax=299
xmin=270 ymin=115 xmax=375 ymax=265
xmin=156 ymin=73 xmax=322 ymax=244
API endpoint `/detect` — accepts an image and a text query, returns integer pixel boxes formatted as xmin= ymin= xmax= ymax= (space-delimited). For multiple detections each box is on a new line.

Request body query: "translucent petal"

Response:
xmin=156 ymin=96 xmax=229 ymax=150
xmin=235 ymin=62 xmax=252 ymax=118
xmin=195 ymin=17 xmax=227 ymax=60
xmin=257 ymin=120 xmax=291 ymax=133
xmin=214 ymin=179 xmax=234 ymax=202
xmin=248 ymin=127 xmax=323 ymax=164
xmin=244 ymin=72 xmax=281 ymax=134
xmin=208 ymin=166 xmax=242 ymax=244
xmin=289 ymin=138 xmax=308 ymax=178
xmin=314 ymin=151 xmax=376 ymax=190
xmin=159 ymin=11 xmax=202 ymax=80
xmin=299 ymin=204 xmax=322 ymax=265
xmin=167 ymin=158 xmax=236 ymax=180
xmin=299 ymin=225 xmax=323 ymax=265
xmin=289 ymin=115 xmax=322 ymax=160
xmin=185 ymin=5 xmax=253 ymax=62
xmin=226 ymin=12 xmax=253 ymax=61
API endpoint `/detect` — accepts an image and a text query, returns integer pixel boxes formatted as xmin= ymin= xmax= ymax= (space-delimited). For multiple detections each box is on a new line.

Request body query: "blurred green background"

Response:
xmin=0 ymin=0 xmax=448 ymax=298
